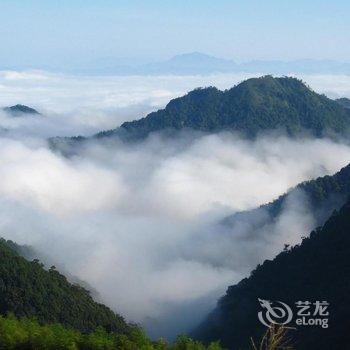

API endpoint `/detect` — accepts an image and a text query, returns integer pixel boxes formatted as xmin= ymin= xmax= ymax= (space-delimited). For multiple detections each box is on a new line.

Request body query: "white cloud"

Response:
xmin=0 ymin=131 xmax=349 ymax=338
xmin=0 ymin=71 xmax=349 ymax=138
xmin=0 ymin=72 xmax=349 ymax=338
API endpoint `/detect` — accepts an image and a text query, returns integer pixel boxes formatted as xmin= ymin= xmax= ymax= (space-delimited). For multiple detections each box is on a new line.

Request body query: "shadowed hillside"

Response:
xmin=0 ymin=238 xmax=131 ymax=335
xmin=0 ymin=239 xmax=228 ymax=349
xmin=194 ymin=198 xmax=350 ymax=349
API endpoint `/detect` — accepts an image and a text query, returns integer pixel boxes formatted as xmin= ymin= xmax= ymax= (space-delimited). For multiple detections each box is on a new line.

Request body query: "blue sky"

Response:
xmin=0 ymin=0 xmax=349 ymax=68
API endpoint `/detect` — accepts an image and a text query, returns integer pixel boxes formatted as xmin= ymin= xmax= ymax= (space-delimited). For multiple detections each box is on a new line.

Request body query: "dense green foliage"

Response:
xmin=274 ymin=162 xmax=350 ymax=216
xmin=0 ymin=239 xmax=131 ymax=334
xmin=0 ymin=314 xmax=224 ymax=350
xmin=0 ymin=239 xmax=36 ymax=260
xmin=195 ymin=199 xmax=350 ymax=349
xmin=0 ymin=240 xmax=226 ymax=349
xmin=3 ymin=104 xmax=40 ymax=116
xmin=50 ymin=76 xmax=350 ymax=153
xmin=96 ymin=76 xmax=350 ymax=140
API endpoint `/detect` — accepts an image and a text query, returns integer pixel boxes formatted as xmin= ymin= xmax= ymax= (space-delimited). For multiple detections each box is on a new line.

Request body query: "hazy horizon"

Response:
xmin=2 ymin=51 xmax=350 ymax=76
xmin=1 ymin=1 xmax=349 ymax=71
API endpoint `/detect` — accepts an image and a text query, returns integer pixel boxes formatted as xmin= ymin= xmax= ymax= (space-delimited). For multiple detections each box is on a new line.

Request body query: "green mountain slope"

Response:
xmin=0 ymin=239 xmax=227 ymax=349
xmin=97 ymin=76 xmax=350 ymax=140
xmin=0 ymin=238 xmax=130 ymax=335
xmin=223 ymin=162 xmax=350 ymax=241
xmin=194 ymin=198 xmax=350 ymax=349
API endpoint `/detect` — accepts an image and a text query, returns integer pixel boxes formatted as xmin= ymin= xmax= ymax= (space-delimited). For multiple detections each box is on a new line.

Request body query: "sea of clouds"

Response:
xmin=0 ymin=71 xmax=350 ymax=338
xmin=0 ymin=71 xmax=350 ymax=137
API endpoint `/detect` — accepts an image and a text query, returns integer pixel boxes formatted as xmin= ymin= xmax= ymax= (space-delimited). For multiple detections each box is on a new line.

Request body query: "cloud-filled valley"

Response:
xmin=1 ymin=71 xmax=350 ymax=338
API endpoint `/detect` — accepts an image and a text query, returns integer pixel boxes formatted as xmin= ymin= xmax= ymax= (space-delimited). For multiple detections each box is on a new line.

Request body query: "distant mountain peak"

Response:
xmin=3 ymin=104 xmax=40 ymax=116
xmin=167 ymin=52 xmax=233 ymax=64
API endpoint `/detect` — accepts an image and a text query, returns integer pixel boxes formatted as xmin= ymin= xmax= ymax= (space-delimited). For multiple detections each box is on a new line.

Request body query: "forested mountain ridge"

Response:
xmin=0 ymin=238 xmax=227 ymax=349
xmin=0 ymin=238 xmax=131 ymax=335
xmin=96 ymin=76 xmax=350 ymax=140
xmin=223 ymin=162 xmax=350 ymax=238
xmin=336 ymin=97 xmax=350 ymax=109
xmin=194 ymin=198 xmax=350 ymax=350
xmin=49 ymin=76 xmax=350 ymax=154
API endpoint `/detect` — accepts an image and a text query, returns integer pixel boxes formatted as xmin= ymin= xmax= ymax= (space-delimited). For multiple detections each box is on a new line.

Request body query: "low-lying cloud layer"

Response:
xmin=0 ymin=71 xmax=350 ymax=137
xmin=0 ymin=72 xmax=350 ymax=338
xmin=0 ymin=131 xmax=350 ymax=338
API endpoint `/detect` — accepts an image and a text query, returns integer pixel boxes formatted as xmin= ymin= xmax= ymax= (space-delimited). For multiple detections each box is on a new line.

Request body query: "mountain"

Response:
xmin=223 ymin=162 xmax=350 ymax=239
xmin=41 ymin=52 xmax=350 ymax=76
xmin=194 ymin=198 xmax=350 ymax=349
xmin=140 ymin=52 xmax=237 ymax=75
xmin=0 ymin=238 xmax=131 ymax=334
xmin=5 ymin=52 xmax=350 ymax=75
xmin=135 ymin=56 xmax=350 ymax=76
xmin=3 ymin=104 xmax=40 ymax=116
xmin=336 ymin=97 xmax=350 ymax=109
xmin=0 ymin=238 xmax=226 ymax=349
xmin=240 ymin=59 xmax=350 ymax=75
xmin=149 ymin=55 xmax=350 ymax=75
xmin=95 ymin=76 xmax=350 ymax=140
